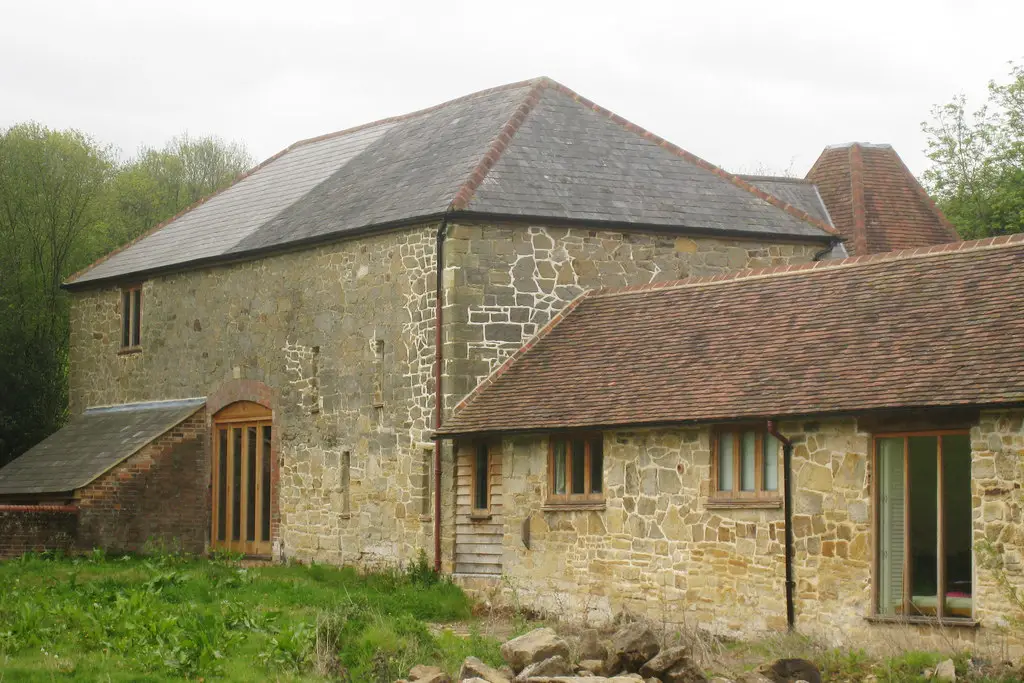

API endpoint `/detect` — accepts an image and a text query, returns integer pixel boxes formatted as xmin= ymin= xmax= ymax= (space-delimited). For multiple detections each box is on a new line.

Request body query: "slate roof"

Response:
xmin=436 ymin=234 xmax=1024 ymax=437
xmin=806 ymin=142 xmax=960 ymax=256
xmin=67 ymin=78 xmax=836 ymax=287
xmin=737 ymin=175 xmax=833 ymax=227
xmin=0 ymin=399 xmax=205 ymax=495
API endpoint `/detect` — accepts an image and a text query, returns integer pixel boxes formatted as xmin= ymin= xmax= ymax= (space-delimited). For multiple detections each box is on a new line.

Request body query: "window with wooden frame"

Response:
xmin=547 ymin=434 xmax=604 ymax=505
xmin=874 ymin=431 xmax=973 ymax=622
xmin=471 ymin=442 xmax=490 ymax=514
xmin=711 ymin=428 xmax=781 ymax=501
xmin=120 ymin=285 xmax=142 ymax=350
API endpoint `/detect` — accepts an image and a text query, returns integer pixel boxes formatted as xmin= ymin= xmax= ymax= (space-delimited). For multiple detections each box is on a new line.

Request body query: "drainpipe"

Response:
xmin=813 ymin=237 xmax=842 ymax=261
xmin=767 ymin=420 xmax=796 ymax=631
xmin=433 ymin=210 xmax=452 ymax=572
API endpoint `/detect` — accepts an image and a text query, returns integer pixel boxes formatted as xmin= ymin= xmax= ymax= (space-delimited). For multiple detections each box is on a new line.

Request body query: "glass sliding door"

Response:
xmin=875 ymin=432 xmax=972 ymax=620
xmin=877 ymin=437 xmax=905 ymax=616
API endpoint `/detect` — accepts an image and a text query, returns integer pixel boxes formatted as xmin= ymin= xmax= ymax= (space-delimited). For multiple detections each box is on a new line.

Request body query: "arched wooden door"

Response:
xmin=211 ymin=401 xmax=273 ymax=556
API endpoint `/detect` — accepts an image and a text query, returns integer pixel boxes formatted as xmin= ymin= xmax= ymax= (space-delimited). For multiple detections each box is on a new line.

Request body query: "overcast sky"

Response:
xmin=2 ymin=0 xmax=1021 ymax=178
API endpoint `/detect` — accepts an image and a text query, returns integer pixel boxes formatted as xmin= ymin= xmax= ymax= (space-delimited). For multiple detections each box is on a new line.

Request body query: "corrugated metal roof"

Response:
xmin=0 ymin=399 xmax=205 ymax=495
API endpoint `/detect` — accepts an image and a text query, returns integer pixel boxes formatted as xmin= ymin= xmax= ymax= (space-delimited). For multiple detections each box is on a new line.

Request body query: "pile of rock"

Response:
xmin=399 ymin=624 xmax=822 ymax=683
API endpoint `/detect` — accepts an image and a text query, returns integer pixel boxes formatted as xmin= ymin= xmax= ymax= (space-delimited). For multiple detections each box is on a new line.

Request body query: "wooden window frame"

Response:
xmin=119 ymin=284 xmax=143 ymax=353
xmin=470 ymin=442 xmax=490 ymax=515
xmin=870 ymin=429 xmax=975 ymax=625
xmin=709 ymin=426 xmax=782 ymax=505
xmin=546 ymin=433 xmax=605 ymax=507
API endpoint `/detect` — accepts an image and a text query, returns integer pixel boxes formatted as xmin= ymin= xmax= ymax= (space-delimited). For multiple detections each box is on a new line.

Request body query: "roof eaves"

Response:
xmin=64 ymin=149 xmax=291 ymax=286
xmin=62 ymin=213 xmax=449 ymax=291
xmin=434 ymin=400 xmax=1024 ymax=440
xmin=543 ymin=80 xmax=840 ymax=238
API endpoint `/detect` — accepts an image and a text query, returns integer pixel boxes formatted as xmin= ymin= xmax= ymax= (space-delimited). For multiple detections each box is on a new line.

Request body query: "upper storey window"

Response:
xmin=120 ymin=285 xmax=142 ymax=350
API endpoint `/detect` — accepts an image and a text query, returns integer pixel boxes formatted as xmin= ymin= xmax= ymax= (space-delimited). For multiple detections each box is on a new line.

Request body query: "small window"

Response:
xmin=472 ymin=443 xmax=490 ymax=512
xmin=713 ymin=429 xmax=780 ymax=498
xmin=548 ymin=434 xmax=604 ymax=505
xmin=120 ymin=285 xmax=142 ymax=349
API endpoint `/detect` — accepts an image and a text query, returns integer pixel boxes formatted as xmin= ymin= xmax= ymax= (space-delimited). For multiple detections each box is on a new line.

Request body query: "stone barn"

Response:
xmin=3 ymin=77 xmax=1019 ymax=654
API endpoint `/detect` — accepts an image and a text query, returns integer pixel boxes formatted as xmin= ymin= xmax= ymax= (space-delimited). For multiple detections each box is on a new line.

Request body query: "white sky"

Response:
xmin=2 ymin=0 xmax=1021 ymax=177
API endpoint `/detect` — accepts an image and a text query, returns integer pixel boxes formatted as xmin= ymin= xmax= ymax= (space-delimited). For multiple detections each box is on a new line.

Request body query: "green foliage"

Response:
xmin=103 ymin=133 xmax=252 ymax=250
xmin=0 ymin=123 xmax=252 ymax=468
xmin=0 ymin=123 xmax=116 ymax=466
xmin=923 ymin=60 xmax=1024 ymax=239
xmin=0 ymin=553 xmax=491 ymax=681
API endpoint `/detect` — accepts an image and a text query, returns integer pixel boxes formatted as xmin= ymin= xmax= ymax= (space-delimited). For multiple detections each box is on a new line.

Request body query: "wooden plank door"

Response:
xmin=454 ymin=443 xmax=503 ymax=575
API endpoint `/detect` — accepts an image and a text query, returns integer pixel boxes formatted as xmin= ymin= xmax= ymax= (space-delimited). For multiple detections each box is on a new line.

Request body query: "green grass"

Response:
xmin=0 ymin=550 xmax=502 ymax=681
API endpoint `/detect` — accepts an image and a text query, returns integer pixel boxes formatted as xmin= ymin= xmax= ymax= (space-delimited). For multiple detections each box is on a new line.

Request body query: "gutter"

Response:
xmin=766 ymin=420 xmax=796 ymax=631
xmin=62 ymin=213 xmax=834 ymax=292
xmin=432 ymin=210 xmax=452 ymax=572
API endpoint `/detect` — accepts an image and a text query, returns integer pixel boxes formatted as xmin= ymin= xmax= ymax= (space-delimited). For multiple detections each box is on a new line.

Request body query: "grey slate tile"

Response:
xmin=0 ymin=399 xmax=205 ymax=495
xmin=68 ymin=79 xmax=833 ymax=287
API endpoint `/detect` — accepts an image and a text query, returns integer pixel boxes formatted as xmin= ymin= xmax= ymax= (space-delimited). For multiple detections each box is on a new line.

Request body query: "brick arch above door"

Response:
xmin=207 ymin=379 xmax=275 ymax=417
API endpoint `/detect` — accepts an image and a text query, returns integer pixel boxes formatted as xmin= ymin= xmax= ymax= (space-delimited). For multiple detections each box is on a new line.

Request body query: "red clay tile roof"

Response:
xmin=806 ymin=143 xmax=960 ymax=256
xmin=437 ymin=234 xmax=1024 ymax=437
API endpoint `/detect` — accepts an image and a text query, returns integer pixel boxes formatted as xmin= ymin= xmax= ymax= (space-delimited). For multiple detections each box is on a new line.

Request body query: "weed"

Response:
xmin=0 ymin=552 xmax=487 ymax=681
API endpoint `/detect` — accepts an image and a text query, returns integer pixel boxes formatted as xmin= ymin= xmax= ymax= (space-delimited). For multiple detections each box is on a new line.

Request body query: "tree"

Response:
xmin=922 ymin=62 xmax=1024 ymax=239
xmin=0 ymin=123 xmax=116 ymax=465
xmin=105 ymin=134 xmax=253 ymax=248
xmin=0 ymin=125 xmax=252 ymax=467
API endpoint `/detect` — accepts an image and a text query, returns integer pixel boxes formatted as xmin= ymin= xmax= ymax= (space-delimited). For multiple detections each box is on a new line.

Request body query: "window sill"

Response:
xmin=469 ymin=511 xmax=492 ymax=521
xmin=338 ymin=512 xmax=351 ymax=520
xmin=541 ymin=502 xmax=607 ymax=512
xmin=705 ymin=498 xmax=782 ymax=510
xmin=118 ymin=346 xmax=143 ymax=356
xmin=418 ymin=514 xmax=432 ymax=523
xmin=865 ymin=615 xmax=979 ymax=628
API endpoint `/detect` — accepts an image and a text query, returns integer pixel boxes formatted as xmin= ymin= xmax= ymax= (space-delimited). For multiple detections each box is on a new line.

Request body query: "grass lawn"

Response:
xmin=0 ymin=550 xmax=503 ymax=682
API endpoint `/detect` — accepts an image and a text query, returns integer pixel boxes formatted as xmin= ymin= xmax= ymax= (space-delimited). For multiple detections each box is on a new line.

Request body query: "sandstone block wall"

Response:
xmin=69 ymin=225 xmax=443 ymax=565
xmin=69 ymin=220 xmax=814 ymax=569
xmin=443 ymin=223 xmax=822 ymax=403
xmin=482 ymin=411 xmax=1024 ymax=655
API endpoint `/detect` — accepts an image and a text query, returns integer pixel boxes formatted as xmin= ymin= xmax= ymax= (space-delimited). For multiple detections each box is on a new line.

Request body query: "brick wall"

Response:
xmin=0 ymin=505 xmax=78 ymax=559
xmin=77 ymin=408 xmax=209 ymax=554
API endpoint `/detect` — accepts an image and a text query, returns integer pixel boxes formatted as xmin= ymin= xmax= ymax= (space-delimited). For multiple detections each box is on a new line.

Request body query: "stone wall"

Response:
xmin=443 ymin=223 xmax=822 ymax=403
xmin=77 ymin=408 xmax=208 ymax=554
xmin=0 ymin=505 xmax=78 ymax=559
xmin=972 ymin=410 xmax=1024 ymax=631
xmin=69 ymin=224 xmax=443 ymax=565
xmin=69 ymin=219 xmax=817 ymax=569
xmin=470 ymin=410 xmax=1024 ymax=656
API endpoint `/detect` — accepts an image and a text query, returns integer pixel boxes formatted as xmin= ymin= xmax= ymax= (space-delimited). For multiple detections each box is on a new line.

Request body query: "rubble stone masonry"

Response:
xmin=68 ymin=220 xmax=819 ymax=567
xmin=487 ymin=411 xmax=1024 ymax=656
